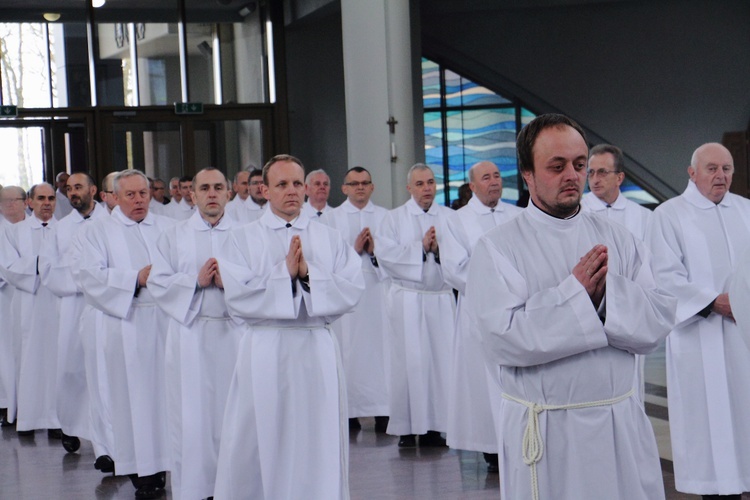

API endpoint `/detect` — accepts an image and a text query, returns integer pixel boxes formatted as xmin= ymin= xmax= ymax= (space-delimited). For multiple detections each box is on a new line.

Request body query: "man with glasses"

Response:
xmin=321 ymin=166 xmax=390 ymax=432
xmin=0 ymin=186 xmax=27 ymax=426
xmin=649 ymin=143 xmax=750 ymax=500
xmin=581 ymin=144 xmax=651 ymax=240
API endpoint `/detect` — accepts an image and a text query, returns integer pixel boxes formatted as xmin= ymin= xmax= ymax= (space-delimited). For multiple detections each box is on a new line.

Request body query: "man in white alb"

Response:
xmin=441 ymin=161 xmax=521 ymax=472
xmin=214 ymin=154 xmax=364 ymax=500
xmin=1 ymin=183 xmax=60 ymax=436
xmin=78 ymin=170 xmax=173 ymax=499
xmin=40 ymin=172 xmax=108 ymax=454
xmin=321 ymin=166 xmax=390 ymax=432
xmin=376 ymin=164 xmax=456 ymax=448
xmin=149 ymin=168 xmax=243 ymax=500
xmin=649 ymin=142 xmax=750 ymax=500
xmin=0 ymin=186 xmax=27 ymax=426
xmin=466 ymin=114 xmax=675 ymax=499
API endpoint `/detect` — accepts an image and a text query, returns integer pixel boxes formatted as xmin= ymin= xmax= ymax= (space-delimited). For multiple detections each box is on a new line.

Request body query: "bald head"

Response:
xmin=468 ymin=161 xmax=503 ymax=208
xmin=688 ymin=143 xmax=734 ymax=204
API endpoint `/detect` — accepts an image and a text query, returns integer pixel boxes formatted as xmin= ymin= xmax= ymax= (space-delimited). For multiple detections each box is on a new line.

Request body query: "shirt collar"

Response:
xmin=341 ymin=198 xmax=374 ymax=213
xmin=406 ymin=196 xmax=438 ymax=215
xmin=31 ymin=215 xmax=54 ymax=228
xmin=111 ymin=205 xmax=155 ymax=226
xmin=683 ymin=179 xmax=731 ymax=209
xmin=189 ymin=209 xmax=233 ymax=231
xmin=526 ymin=199 xmax=582 ymax=227
xmin=260 ymin=208 xmax=311 ymax=230
xmin=466 ymin=195 xmax=506 ymax=215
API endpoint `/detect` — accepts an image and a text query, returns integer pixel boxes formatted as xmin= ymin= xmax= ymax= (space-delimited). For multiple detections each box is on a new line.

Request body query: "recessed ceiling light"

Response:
xmin=43 ymin=13 xmax=61 ymax=22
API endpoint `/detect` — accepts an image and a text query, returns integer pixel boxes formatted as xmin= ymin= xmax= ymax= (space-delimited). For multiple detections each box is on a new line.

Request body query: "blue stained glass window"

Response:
xmin=423 ymin=58 xmax=526 ymax=205
xmin=423 ymin=58 xmax=658 ymax=207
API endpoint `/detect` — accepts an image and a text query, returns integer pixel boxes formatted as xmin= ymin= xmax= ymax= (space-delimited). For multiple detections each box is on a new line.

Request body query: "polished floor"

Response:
xmin=0 ymin=341 xmax=740 ymax=499
xmin=0 ymin=418 xmax=712 ymax=500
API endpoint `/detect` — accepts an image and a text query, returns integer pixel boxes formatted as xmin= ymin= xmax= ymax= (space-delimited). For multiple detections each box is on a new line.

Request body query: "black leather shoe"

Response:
xmin=62 ymin=433 xmax=81 ymax=453
xmin=374 ymin=416 xmax=389 ymax=433
xmin=134 ymin=485 xmax=165 ymax=499
xmin=348 ymin=417 xmax=361 ymax=430
xmin=47 ymin=428 xmax=63 ymax=439
xmin=398 ymin=434 xmax=416 ymax=448
xmin=419 ymin=430 xmax=447 ymax=447
xmin=17 ymin=429 xmax=34 ymax=437
xmin=484 ymin=452 xmax=499 ymax=473
xmin=95 ymin=455 xmax=115 ymax=473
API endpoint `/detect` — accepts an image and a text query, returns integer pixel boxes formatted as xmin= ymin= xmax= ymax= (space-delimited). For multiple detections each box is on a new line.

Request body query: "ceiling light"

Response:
xmin=43 ymin=13 xmax=61 ymax=22
xmin=92 ymin=0 xmax=106 ymax=8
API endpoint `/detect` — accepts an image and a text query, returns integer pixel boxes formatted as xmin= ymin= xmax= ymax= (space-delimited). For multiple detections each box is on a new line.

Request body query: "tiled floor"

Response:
xmin=0 ymin=417 xmax=703 ymax=500
xmin=0 ymin=341 xmax=735 ymax=499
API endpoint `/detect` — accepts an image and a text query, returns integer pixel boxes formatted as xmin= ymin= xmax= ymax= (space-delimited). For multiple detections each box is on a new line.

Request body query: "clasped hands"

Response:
xmin=197 ymin=258 xmax=224 ymax=289
xmin=573 ymin=244 xmax=607 ymax=308
xmin=286 ymin=235 xmax=309 ymax=280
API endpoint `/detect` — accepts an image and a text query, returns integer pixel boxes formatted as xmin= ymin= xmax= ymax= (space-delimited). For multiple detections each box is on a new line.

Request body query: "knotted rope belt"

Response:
xmin=501 ymin=388 xmax=635 ymax=500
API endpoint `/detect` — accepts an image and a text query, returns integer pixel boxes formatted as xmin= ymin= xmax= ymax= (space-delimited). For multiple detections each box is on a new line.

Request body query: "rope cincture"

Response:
xmin=501 ymin=388 xmax=635 ymax=500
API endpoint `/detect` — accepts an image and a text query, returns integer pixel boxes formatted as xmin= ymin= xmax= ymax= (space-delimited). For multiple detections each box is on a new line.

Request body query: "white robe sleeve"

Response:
xmin=601 ymin=238 xmax=676 ymax=354
xmin=79 ymin=224 xmax=138 ymax=319
xmin=220 ymin=231 xmax=302 ymax=321
xmin=148 ymin=229 xmax=202 ymax=326
xmin=39 ymin=230 xmax=78 ymax=297
xmin=301 ymin=236 xmax=365 ymax=321
xmin=466 ymin=237 xmax=608 ymax=368
xmin=1 ymin=225 xmax=40 ymax=294
xmin=648 ymin=208 xmax=716 ymax=327
xmin=439 ymin=215 xmax=471 ymax=294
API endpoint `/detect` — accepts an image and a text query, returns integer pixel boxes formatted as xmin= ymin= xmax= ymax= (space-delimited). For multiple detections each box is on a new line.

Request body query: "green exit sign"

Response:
xmin=0 ymin=105 xmax=18 ymax=117
xmin=174 ymin=102 xmax=203 ymax=115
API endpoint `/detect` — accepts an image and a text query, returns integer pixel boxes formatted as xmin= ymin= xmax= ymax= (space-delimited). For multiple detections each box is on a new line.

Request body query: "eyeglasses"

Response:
xmin=586 ymin=169 xmax=621 ymax=178
xmin=0 ymin=198 xmax=24 ymax=203
xmin=344 ymin=181 xmax=372 ymax=187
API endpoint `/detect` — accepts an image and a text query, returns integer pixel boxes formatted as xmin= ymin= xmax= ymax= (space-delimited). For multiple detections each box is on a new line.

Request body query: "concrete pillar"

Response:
xmin=341 ymin=0 xmax=421 ymax=208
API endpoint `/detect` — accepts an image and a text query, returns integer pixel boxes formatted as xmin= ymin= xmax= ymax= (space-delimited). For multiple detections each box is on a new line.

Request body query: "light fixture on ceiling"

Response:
xmin=43 ymin=12 xmax=61 ymax=22
xmin=92 ymin=0 xmax=106 ymax=8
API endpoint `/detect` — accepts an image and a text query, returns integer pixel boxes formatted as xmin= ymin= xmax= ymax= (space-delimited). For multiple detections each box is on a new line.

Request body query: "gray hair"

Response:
xmin=305 ymin=169 xmax=329 ymax=185
xmin=407 ymin=163 xmax=433 ymax=184
xmin=113 ymin=170 xmax=149 ymax=194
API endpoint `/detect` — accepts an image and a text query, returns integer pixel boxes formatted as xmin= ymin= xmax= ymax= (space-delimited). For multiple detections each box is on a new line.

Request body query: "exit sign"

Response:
xmin=0 ymin=105 xmax=18 ymax=117
xmin=174 ymin=102 xmax=203 ymax=115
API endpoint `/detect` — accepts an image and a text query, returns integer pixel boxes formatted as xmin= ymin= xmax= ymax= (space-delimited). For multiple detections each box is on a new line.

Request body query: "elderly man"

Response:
xmin=376 ymin=164 xmax=456 ymax=448
xmin=649 ymin=143 xmax=750 ymax=500
xmin=214 ymin=155 xmax=364 ymax=500
xmin=302 ymin=168 xmax=332 ymax=217
xmin=79 ymin=170 xmax=173 ymax=499
xmin=167 ymin=176 xmax=181 ymax=205
xmin=321 ymin=166 xmax=390 ymax=432
xmin=466 ymin=114 xmax=675 ymax=499
xmin=0 ymin=183 xmax=60 ymax=435
xmin=441 ymin=161 xmax=522 ymax=471
xmin=149 ymin=168 xmax=243 ymax=500
xmin=40 ymin=173 xmax=108 ymax=454
xmin=0 ymin=186 xmax=27 ymax=426
xmin=54 ymin=172 xmax=73 ymax=219
xmin=581 ymin=144 xmax=652 ymax=240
